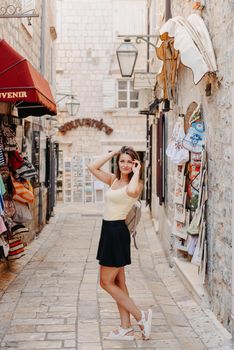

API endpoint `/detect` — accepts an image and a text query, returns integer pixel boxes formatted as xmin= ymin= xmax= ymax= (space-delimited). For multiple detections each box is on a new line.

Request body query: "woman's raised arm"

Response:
xmin=126 ymin=160 xmax=143 ymax=198
xmin=87 ymin=150 xmax=117 ymax=186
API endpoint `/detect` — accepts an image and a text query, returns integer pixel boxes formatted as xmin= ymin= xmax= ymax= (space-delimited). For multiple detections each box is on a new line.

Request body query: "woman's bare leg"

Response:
xmin=100 ymin=265 xmax=142 ymax=322
xmin=115 ymin=267 xmax=131 ymax=329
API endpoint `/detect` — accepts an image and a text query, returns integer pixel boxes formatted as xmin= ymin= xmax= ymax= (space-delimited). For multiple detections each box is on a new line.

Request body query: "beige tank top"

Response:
xmin=103 ymin=180 xmax=137 ymax=221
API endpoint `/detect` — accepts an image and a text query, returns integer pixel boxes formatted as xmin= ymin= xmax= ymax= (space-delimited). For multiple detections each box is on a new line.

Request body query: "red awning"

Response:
xmin=0 ymin=39 xmax=57 ymax=118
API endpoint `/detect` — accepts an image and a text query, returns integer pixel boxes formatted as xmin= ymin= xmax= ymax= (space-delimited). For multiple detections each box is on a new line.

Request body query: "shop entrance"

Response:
xmin=60 ymin=154 xmax=104 ymax=204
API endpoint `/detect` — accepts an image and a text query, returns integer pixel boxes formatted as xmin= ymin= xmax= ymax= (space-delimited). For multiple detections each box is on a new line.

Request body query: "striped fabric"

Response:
xmin=16 ymin=164 xmax=37 ymax=179
xmin=8 ymin=235 xmax=24 ymax=260
xmin=11 ymin=177 xmax=34 ymax=204
xmin=0 ymin=149 xmax=4 ymax=166
xmin=12 ymin=224 xmax=29 ymax=236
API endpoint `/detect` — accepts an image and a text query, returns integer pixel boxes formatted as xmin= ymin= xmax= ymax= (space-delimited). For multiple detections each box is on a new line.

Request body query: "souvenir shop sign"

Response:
xmin=0 ymin=40 xmax=57 ymax=118
xmin=59 ymin=118 xmax=113 ymax=135
xmin=0 ymin=91 xmax=27 ymax=99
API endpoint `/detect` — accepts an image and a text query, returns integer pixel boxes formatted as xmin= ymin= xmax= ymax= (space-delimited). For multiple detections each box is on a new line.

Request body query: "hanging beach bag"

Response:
xmin=4 ymin=197 xmax=16 ymax=218
xmin=11 ymin=176 xmax=34 ymax=204
xmin=15 ymin=155 xmax=38 ymax=180
xmin=12 ymin=224 xmax=29 ymax=237
xmin=183 ymin=120 xmax=205 ymax=153
xmin=8 ymin=151 xmax=24 ymax=171
xmin=13 ymin=201 xmax=32 ymax=223
xmin=125 ymin=200 xmax=142 ymax=249
xmin=2 ymin=125 xmax=17 ymax=151
xmin=0 ymin=165 xmax=10 ymax=182
xmin=0 ymin=216 xmax=7 ymax=234
xmin=166 ymin=116 xmax=189 ymax=164
xmin=8 ymin=235 xmax=25 ymax=260
xmin=0 ymin=235 xmax=9 ymax=258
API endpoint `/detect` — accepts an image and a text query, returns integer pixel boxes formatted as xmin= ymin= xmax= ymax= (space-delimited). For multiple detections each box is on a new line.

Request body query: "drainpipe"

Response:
xmin=232 ymin=89 xmax=234 ymax=335
xmin=147 ymin=0 xmax=150 ymax=73
xmin=40 ymin=0 xmax=46 ymax=76
xmin=145 ymin=0 xmax=151 ymax=205
xmin=165 ymin=0 xmax=172 ymax=21
xmin=38 ymin=0 xmax=46 ymax=228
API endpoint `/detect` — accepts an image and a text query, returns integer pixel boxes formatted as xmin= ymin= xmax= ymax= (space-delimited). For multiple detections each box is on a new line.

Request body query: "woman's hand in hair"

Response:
xmin=132 ymin=159 xmax=141 ymax=174
xmin=126 ymin=159 xmax=142 ymax=198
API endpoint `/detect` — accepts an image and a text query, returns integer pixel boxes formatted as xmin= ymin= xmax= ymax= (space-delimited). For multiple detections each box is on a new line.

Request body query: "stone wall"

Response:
xmin=153 ymin=0 xmax=233 ymax=331
xmin=56 ymin=0 xmax=147 ymax=170
xmin=1 ymin=0 xmax=41 ymax=69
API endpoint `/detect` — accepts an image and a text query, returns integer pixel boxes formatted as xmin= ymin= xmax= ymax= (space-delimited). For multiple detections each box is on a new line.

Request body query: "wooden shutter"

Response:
xmin=103 ymin=79 xmax=116 ymax=111
xmin=146 ymin=124 xmax=153 ymax=208
xmin=156 ymin=112 xmax=165 ymax=205
xmin=113 ymin=1 xmax=147 ymax=36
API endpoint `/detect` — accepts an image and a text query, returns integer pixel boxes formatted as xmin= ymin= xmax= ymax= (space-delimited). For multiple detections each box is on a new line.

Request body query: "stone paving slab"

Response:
xmin=0 ymin=203 xmax=233 ymax=350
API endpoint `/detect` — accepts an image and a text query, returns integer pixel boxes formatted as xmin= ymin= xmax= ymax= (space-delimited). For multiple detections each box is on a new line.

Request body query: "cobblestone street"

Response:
xmin=0 ymin=203 xmax=232 ymax=350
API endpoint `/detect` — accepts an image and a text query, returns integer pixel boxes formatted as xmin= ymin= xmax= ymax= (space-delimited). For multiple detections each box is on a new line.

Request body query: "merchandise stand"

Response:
xmin=166 ymin=106 xmax=208 ymax=283
xmin=0 ymin=120 xmax=36 ymax=261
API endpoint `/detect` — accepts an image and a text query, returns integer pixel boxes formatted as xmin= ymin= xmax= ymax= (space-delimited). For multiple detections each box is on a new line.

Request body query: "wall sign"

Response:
xmin=59 ymin=118 xmax=113 ymax=135
xmin=0 ymin=91 xmax=27 ymax=99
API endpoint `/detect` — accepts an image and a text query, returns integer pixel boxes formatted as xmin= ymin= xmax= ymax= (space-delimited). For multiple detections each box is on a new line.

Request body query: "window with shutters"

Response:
xmin=103 ymin=79 xmax=116 ymax=111
xmin=113 ymin=0 xmax=147 ymax=38
xmin=118 ymin=80 xmax=139 ymax=109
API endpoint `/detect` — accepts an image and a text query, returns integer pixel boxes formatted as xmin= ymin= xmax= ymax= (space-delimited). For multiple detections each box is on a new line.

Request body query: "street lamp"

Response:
xmin=56 ymin=94 xmax=80 ymax=116
xmin=116 ymin=39 xmax=138 ymax=77
xmin=116 ymin=35 xmax=158 ymax=78
xmin=65 ymin=96 xmax=80 ymax=116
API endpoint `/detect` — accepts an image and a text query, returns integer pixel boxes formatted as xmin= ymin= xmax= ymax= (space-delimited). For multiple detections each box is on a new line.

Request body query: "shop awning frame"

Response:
xmin=0 ymin=39 xmax=57 ymax=118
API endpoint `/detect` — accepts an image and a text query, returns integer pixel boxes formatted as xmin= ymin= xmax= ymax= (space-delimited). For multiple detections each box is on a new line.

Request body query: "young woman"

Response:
xmin=88 ymin=146 xmax=152 ymax=341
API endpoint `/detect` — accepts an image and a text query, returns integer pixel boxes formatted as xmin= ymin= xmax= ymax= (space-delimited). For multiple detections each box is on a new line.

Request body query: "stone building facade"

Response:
xmin=55 ymin=0 xmax=234 ymax=335
xmin=0 ymin=0 xmax=57 ymax=237
xmin=150 ymin=0 xmax=233 ymax=334
xmin=55 ymin=0 xmax=158 ymax=203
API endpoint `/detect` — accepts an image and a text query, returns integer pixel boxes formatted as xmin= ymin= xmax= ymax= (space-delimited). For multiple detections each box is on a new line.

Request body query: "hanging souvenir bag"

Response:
xmin=12 ymin=224 xmax=29 ymax=237
xmin=125 ymin=200 xmax=142 ymax=249
xmin=8 ymin=235 xmax=25 ymax=260
xmin=0 ymin=216 xmax=7 ymax=234
xmin=191 ymin=221 xmax=206 ymax=267
xmin=11 ymin=176 xmax=34 ymax=205
xmin=8 ymin=151 xmax=24 ymax=171
xmin=13 ymin=201 xmax=32 ymax=223
xmin=183 ymin=120 xmax=205 ymax=153
xmin=0 ymin=235 xmax=9 ymax=258
xmin=1 ymin=125 xmax=17 ymax=151
xmin=187 ymin=204 xmax=203 ymax=235
xmin=166 ymin=116 xmax=189 ymax=164
xmin=15 ymin=155 xmax=38 ymax=180
xmin=187 ymin=162 xmax=201 ymax=211
xmin=4 ymin=197 xmax=16 ymax=218
xmin=0 ymin=149 xmax=5 ymax=166
xmin=0 ymin=165 xmax=10 ymax=182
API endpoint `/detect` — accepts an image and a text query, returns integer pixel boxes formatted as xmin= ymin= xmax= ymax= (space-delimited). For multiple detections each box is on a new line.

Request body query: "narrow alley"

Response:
xmin=0 ymin=203 xmax=232 ymax=350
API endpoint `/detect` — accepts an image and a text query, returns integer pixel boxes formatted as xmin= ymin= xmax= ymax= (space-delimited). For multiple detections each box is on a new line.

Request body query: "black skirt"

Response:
xmin=96 ymin=220 xmax=131 ymax=267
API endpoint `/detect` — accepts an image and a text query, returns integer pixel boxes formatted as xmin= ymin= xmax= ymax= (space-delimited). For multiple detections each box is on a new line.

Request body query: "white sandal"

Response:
xmin=137 ymin=309 xmax=152 ymax=340
xmin=104 ymin=326 xmax=134 ymax=340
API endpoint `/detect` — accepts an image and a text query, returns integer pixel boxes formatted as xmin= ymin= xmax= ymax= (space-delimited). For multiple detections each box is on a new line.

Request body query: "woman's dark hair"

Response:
xmin=115 ymin=146 xmax=141 ymax=180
